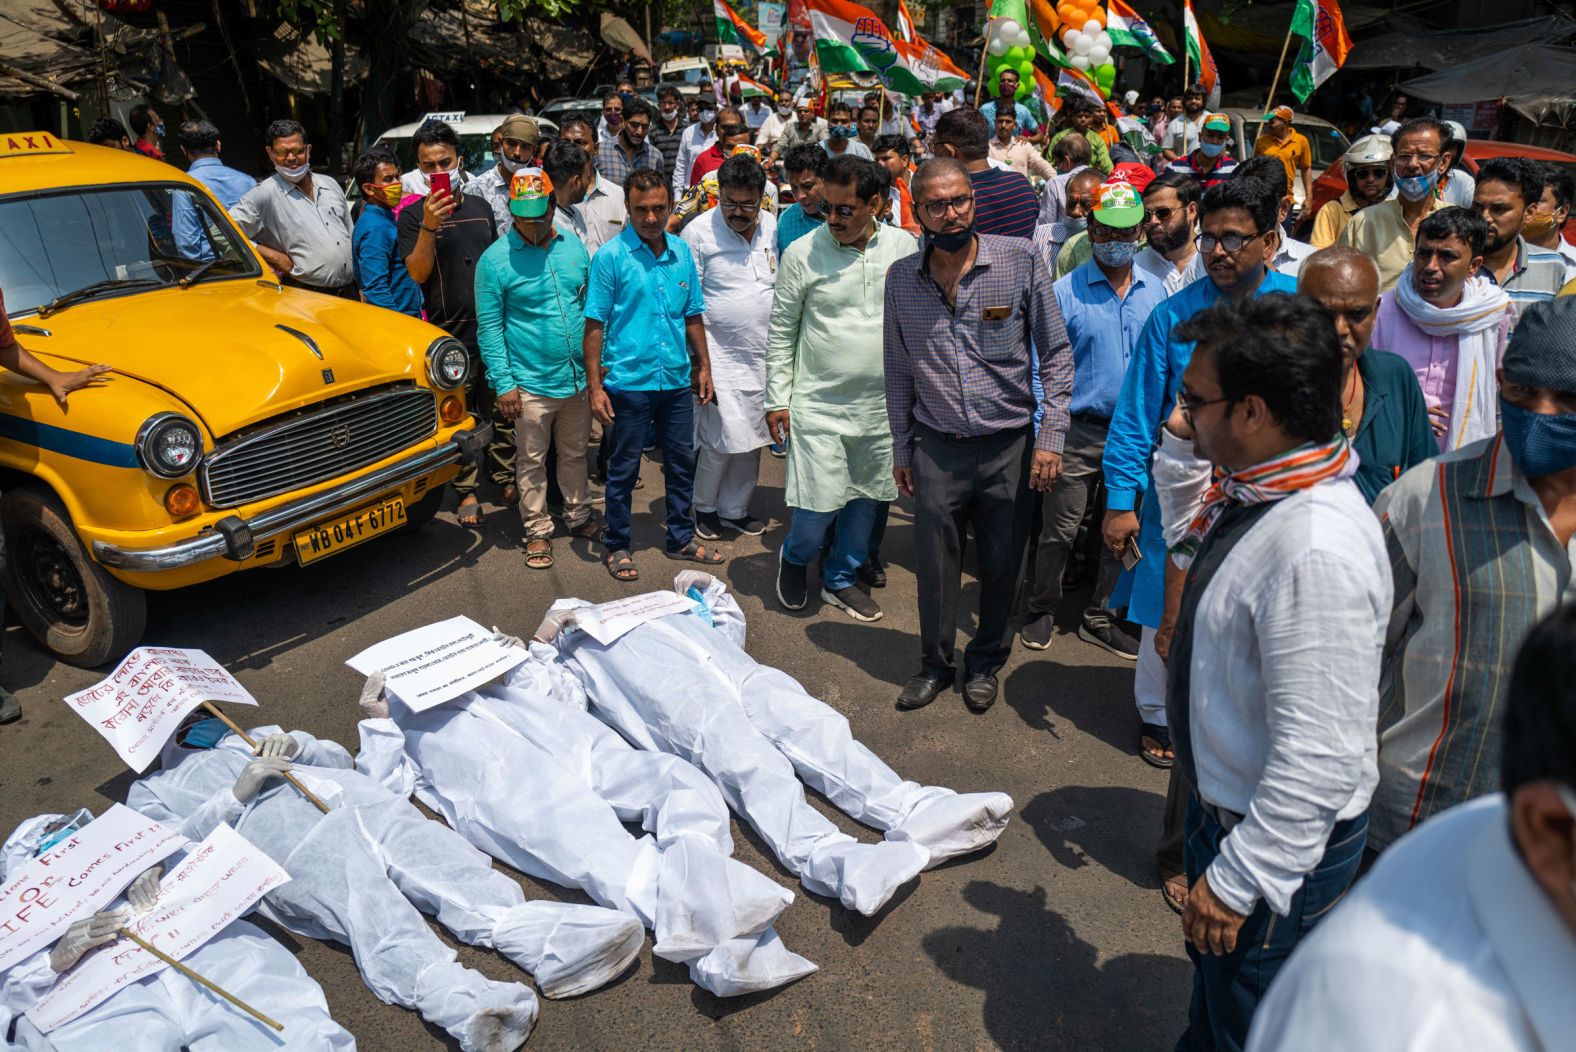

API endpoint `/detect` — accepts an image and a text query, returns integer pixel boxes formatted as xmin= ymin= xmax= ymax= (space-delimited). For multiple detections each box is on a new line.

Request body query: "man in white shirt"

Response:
xmin=1247 ymin=603 xmax=1576 ymax=1052
xmin=543 ymin=141 xmax=627 ymax=256
xmin=1162 ymin=85 xmax=1208 ymax=163
xmin=1133 ymin=171 xmax=1201 ymax=296
xmin=755 ymin=95 xmax=796 ymax=153
xmin=672 ymin=102 xmax=719 ymax=197
xmin=1151 ymin=293 xmax=1389 ymax=1051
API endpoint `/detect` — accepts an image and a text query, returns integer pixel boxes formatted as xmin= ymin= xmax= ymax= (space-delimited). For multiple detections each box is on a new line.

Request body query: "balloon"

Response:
xmin=988 ymin=36 xmax=1008 ymax=55
xmin=1015 ymin=29 xmax=1033 ymax=48
xmin=1073 ymin=35 xmax=1094 ymax=55
xmin=998 ymin=19 xmax=1021 ymax=39
xmin=1090 ymin=45 xmax=1110 ymax=64
xmin=1095 ymin=63 xmax=1116 ymax=93
xmin=1097 ymin=31 xmax=1113 ymax=49
xmin=1063 ymin=28 xmax=1084 ymax=50
xmin=1070 ymin=54 xmax=1091 ymax=70
xmin=1088 ymin=7 xmax=1106 ymax=27
xmin=1083 ymin=19 xmax=1101 ymax=35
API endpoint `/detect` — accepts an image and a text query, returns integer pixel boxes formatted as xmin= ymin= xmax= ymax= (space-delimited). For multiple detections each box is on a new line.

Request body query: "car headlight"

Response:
xmin=425 ymin=337 xmax=471 ymax=390
xmin=136 ymin=413 xmax=203 ymax=479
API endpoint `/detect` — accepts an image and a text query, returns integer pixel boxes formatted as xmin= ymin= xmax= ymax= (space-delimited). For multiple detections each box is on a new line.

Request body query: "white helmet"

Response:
xmin=1346 ymin=133 xmax=1393 ymax=166
xmin=1442 ymin=119 xmax=1468 ymax=146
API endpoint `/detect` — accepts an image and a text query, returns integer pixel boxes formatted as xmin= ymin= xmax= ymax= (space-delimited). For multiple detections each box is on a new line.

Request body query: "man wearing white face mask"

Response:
xmin=672 ymin=102 xmax=719 ymax=198
xmin=754 ymin=93 xmax=796 ymax=155
xmin=1248 ymin=601 xmax=1576 ymax=1052
xmin=473 ymin=114 xmax=543 ymax=236
xmin=231 ymin=118 xmax=357 ymax=296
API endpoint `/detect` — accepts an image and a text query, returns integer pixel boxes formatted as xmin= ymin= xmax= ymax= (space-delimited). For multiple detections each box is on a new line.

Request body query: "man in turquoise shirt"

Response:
xmin=1102 ymin=178 xmax=1298 ymax=767
xmin=584 ymin=167 xmax=720 ymax=580
xmin=777 ymin=144 xmax=828 ymax=254
xmin=475 ymin=167 xmax=601 ymax=570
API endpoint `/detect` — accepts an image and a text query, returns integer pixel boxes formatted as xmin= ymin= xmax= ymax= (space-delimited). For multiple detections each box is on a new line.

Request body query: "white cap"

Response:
xmin=1123 ymin=90 xmax=1139 ymax=105
xmin=1346 ymin=133 xmax=1393 ymax=166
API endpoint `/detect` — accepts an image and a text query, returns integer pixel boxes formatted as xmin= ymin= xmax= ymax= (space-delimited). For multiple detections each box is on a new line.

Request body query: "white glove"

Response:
xmin=255 ymin=732 xmax=299 ymax=759
xmin=232 ymin=756 xmax=292 ymax=803
xmin=358 ymin=671 xmax=389 ymax=720
xmin=125 ymin=865 xmax=162 ymax=913
xmin=49 ymin=909 xmax=128 ymax=973
xmin=490 ymin=627 xmax=527 ymax=651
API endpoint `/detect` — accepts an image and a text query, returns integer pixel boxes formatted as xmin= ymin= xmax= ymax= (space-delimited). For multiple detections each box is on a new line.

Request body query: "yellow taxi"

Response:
xmin=0 ymin=131 xmax=488 ymax=666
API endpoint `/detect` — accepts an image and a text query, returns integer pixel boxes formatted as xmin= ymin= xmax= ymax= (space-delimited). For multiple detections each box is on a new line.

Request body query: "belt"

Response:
xmin=1201 ymin=801 xmax=1244 ymax=833
xmin=917 ymin=421 xmax=1033 ymax=444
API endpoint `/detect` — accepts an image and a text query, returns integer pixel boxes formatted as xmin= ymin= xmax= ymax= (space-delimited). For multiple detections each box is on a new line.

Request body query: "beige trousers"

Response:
xmin=514 ymin=389 xmax=592 ymax=539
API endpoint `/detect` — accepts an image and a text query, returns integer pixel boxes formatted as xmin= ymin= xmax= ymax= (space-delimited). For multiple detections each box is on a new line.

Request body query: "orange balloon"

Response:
xmin=1088 ymin=7 xmax=1106 ymax=27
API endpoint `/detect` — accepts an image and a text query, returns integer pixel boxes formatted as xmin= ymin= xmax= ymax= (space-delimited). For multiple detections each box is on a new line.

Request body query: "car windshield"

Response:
xmin=662 ymin=67 xmax=707 ymax=85
xmin=0 ymin=184 xmax=258 ymax=316
xmin=377 ymin=134 xmax=496 ymax=179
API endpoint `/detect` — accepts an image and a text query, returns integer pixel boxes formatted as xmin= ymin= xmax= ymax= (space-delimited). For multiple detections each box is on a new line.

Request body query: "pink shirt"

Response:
xmin=1371 ymin=291 xmax=1512 ymax=451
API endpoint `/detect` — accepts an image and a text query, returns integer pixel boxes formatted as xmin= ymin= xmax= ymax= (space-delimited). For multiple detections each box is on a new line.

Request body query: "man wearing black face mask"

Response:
xmin=1370 ymin=297 xmax=1576 ymax=862
xmin=882 ymin=157 xmax=1072 ymax=713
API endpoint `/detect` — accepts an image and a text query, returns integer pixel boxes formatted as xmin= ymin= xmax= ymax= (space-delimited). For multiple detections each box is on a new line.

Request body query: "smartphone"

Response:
xmin=1121 ymin=540 xmax=1143 ymax=572
xmin=429 ymin=171 xmax=452 ymax=197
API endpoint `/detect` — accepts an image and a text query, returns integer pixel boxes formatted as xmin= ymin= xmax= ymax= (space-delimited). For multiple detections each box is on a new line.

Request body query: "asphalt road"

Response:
xmin=2 ymin=453 xmax=1191 ymax=1051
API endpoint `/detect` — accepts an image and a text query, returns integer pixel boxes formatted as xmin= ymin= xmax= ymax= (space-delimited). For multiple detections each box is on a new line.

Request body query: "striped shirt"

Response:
xmin=969 ymin=166 xmax=1039 ymax=240
xmin=1370 ymin=433 xmax=1576 ymax=851
xmin=594 ymin=136 xmax=664 ymax=189
xmin=883 ymin=233 xmax=1073 ymax=468
xmin=1485 ymin=237 xmax=1567 ymax=327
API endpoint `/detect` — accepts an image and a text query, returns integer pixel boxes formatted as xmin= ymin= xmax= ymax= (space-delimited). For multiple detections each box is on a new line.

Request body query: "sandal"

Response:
xmin=567 ymin=516 xmax=604 ymax=541
xmin=1162 ymin=873 xmax=1189 ymax=915
xmin=664 ymin=541 xmax=724 ymax=565
xmin=605 ymin=550 xmax=639 ymax=581
xmin=524 ymin=538 xmax=553 ymax=570
xmin=456 ymin=495 xmax=483 ymax=529
xmin=501 ymin=484 xmax=520 ymax=506
xmin=1139 ymin=722 xmax=1175 ymax=769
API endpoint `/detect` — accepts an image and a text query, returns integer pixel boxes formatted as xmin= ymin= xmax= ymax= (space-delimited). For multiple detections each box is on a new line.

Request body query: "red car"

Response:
xmin=1294 ymin=139 xmax=1576 ymax=245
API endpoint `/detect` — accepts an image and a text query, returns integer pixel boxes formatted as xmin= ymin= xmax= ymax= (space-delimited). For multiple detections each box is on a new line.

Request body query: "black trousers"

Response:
xmin=912 ymin=424 xmax=1035 ymax=680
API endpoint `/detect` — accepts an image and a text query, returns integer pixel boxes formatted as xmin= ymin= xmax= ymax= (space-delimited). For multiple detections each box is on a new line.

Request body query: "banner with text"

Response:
xmin=347 ymin=616 xmax=529 ymax=713
xmin=28 ymin=823 xmax=289 ymax=1032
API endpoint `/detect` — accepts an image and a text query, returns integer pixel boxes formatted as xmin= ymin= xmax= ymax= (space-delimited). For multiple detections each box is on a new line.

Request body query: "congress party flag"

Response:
xmin=1182 ymin=0 xmax=1218 ymax=96
xmin=1289 ymin=0 xmax=1352 ymax=103
xmin=716 ymin=0 xmax=776 ymax=56
xmin=1107 ymin=1 xmax=1174 ymax=64
xmin=1058 ymin=63 xmax=1107 ymax=105
xmin=807 ymin=0 xmax=961 ymax=94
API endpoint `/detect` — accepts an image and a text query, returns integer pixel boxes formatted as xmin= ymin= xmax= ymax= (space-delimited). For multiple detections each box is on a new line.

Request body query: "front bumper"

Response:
xmin=92 ymin=425 xmax=491 ymax=573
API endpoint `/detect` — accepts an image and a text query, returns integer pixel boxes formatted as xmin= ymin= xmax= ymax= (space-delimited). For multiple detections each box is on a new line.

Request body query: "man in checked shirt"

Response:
xmin=884 ymin=157 xmax=1074 ymax=713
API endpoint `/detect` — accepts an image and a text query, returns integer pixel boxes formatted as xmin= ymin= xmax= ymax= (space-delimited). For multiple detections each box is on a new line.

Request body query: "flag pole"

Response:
xmin=1260 ymin=20 xmax=1297 ymax=114
xmin=1180 ymin=34 xmax=1190 ymax=155
xmin=200 ymin=702 xmax=331 ymax=814
xmin=118 ymin=928 xmax=285 ymax=1031
xmin=974 ymin=20 xmax=994 ymax=107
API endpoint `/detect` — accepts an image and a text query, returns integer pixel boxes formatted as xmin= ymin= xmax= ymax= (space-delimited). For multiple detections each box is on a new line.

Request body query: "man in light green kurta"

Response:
xmin=765 ymin=158 xmax=918 ymax=622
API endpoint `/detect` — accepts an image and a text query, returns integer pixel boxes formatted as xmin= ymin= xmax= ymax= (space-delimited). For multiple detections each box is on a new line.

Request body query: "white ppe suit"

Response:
xmin=356 ymin=646 xmax=816 ymax=996
xmin=127 ymin=726 xmax=643 ymax=1051
xmin=1 ymin=813 xmax=354 ymax=1051
xmin=543 ymin=573 xmax=1016 ymax=916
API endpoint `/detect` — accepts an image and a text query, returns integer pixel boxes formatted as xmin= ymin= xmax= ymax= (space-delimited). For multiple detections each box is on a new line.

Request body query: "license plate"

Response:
xmin=293 ymin=497 xmax=405 ymax=565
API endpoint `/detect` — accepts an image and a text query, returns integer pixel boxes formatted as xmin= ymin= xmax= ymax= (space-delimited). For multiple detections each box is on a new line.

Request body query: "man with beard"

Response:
xmin=1161 ymin=85 xmax=1208 ymax=163
xmin=1134 ymin=171 xmax=1202 ymax=295
xmin=596 ymin=97 xmax=663 ymax=187
xmin=649 ymin=86 xmax=688 ymax=187
xmin=1472 ymin=157 xmax=1567 ymax=324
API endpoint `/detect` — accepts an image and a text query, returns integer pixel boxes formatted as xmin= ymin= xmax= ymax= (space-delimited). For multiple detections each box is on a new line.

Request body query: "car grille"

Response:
xmin=200 ymin=387 xmax=438 ymax=508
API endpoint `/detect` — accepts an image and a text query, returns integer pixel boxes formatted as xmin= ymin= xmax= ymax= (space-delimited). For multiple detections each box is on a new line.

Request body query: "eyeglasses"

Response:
xmin=1176 ymin=388 xmax=1233 ymax=422
xmin=1143 ymin=205 xmax=1180 ymax=224
xmin=920 ymin=194 xmax=974 ymax=219
xmin=1393 ymin=152 xmax=1439 ymax=166
xmin=1196 ymin=229 xmax=1270 ymax=254
xmin=718 ymin=198 xmax=758 ymax=213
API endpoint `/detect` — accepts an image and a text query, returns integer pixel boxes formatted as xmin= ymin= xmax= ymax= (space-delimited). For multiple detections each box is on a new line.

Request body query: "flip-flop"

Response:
xmin=605 ymin=550 xmax=639 ymax=581
xmin=664 ymin=541 xmax=724 ymax=565
xmin=456 ymin=496 xmax=483 ymax=529
xmin=524 ymin=538 xmax=553 ymax=570
xmin=1162 ymin=873 xmax=1188 ymax=914
xmin=1139 ymin=722 xmax=1174 ymax=769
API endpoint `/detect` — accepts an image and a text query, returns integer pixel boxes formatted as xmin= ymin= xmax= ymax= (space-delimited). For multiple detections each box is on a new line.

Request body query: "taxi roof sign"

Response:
xmin=0 ymin=132 xmax=73 ymax=158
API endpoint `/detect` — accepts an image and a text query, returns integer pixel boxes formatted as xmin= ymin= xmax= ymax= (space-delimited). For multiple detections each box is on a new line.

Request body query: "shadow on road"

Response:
xmin=1002 ymin=657 xmax=1135 ymax=751
xmin=924 ymin=879 xmax=1190 ymax=1051
xmin=1020 ymin=786 xmax=1165 ymax=890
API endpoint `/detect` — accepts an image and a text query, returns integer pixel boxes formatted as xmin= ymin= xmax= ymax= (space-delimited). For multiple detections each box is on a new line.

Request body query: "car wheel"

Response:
xmin=2 ymin=486 xmax=147 ymax=668
xmin=400 ymin=482 xmax=447 ymax=533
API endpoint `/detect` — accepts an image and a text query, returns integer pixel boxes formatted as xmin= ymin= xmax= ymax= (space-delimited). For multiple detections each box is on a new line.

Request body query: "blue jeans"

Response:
xmin=1177 ymin=796 xmax=1368 ymax=1052
xmin=602 ymin=387 xmax=696 ymax=555
xmin=781 ymin=499 xmax=879 ymax=591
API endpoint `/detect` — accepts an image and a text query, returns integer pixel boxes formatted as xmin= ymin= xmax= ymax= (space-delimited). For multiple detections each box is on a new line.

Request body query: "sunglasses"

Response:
xmin=1143 ymin=205 xmax=1180 ymax=224
xmin=1196 ymin=229 xmax=1271 ymax=254
xmin=1349 ymin=166 xmax=1389 ymax=180
xmin=718 ymin=125 xmax=748 ymax=137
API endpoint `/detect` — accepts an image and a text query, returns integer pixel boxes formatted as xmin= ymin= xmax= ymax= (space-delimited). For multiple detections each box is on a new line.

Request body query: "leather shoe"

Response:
xmin=963 ymin=675 xmax=999 ymax=712
xmin=897 ymin=674 xmax=950 ymax=710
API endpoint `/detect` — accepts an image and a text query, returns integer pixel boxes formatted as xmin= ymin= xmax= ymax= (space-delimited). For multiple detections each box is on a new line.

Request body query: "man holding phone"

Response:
xmin=397 ymin=120 xmax=502 ymax=528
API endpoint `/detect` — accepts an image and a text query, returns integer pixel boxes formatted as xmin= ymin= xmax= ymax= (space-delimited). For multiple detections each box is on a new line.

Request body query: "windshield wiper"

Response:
xmin=36 ymin=278 xmax=163 ymax=318
xmin=177 ymin=258 xmax=226 ymax=288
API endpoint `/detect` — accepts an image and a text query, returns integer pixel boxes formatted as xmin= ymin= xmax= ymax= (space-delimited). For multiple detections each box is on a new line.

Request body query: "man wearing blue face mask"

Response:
xmin=1339 ymin=117 xmax=1449 ymax=292
xmin=1164 ymin=112 xmax=1238 ymax=192
xmin=821 ymin=101 xmax=874 ymax=161
xmin=1369 ymin=297 xmax=1576 ymax=863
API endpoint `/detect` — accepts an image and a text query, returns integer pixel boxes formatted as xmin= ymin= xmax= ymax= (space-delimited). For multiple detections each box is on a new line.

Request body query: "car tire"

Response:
xmin=1 ymin=486 xmax=147 ymax=668
xmin=400 ymin=482 xmax=447 ymax=533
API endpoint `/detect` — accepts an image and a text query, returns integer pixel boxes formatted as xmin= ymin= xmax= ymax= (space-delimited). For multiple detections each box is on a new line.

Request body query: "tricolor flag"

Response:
xmin=1182 ymin=0 xmax=1219 ymax=95
xmin=1107 ymin=1 xmax=1174 ymax=64
xmin=715 ymin=0 xmax=776 ymax=56
xmin=894 ymin=0 xmax=918 ymax=41
xmin=1057 ymin=64 xmax=1106 ymax=105
xmin=807 ymin=0 xmax=962 ymax=94
xmin=734 ymin=73 xmax=777 ymax=99
xmin=1289 ymin=0 xmax=1352 ymax=103
xmin=892 ymin=0 xmax=970 ymax=87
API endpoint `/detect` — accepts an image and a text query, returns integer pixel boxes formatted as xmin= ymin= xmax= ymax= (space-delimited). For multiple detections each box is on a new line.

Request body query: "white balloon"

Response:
xmin=1083 ymin=19 xmax=1101 ymax=35
xmin=999 ymin=19 xmax=1021 ymax=38
xmin=1090 ymin=45 xmax=1110 ymax=64
xmin=1070 ymin=54 xmax=1091 ymax=70
xmin=1015 ymin=30 xmax=1033 ymax=47
xmin=988 ymin=36 xmax=1009 ymax=55
xmin=1098 ymin=32 xmax=1113 ymax=49
xmin=1063 ymin=29 xmax=1085 ymax=50
xmin=1073 ymin=36 xmax=1094 ymax=55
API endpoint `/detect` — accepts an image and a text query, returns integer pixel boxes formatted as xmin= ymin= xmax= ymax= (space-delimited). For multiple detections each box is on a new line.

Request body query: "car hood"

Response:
xmin=33 ymin=279 xmax=442 ymax=439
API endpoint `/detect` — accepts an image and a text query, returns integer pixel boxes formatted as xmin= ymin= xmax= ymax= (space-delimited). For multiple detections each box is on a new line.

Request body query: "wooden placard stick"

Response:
xmin=118 ymin=928 xmax=284 ymax=1031
xmin=200 ymin=702 xmax=331 ymax=814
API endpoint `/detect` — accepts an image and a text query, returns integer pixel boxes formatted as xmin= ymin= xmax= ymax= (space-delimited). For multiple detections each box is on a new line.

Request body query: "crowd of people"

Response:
xmin=17 ymin=79 xmax=1576 ymax=1051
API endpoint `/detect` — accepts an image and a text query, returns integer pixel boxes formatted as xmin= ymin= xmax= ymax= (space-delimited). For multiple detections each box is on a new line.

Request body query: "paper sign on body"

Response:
xmin=0 ymin=804 xmax=185 ymax=972
xmin=569 ymin=591 xmax=694 ymax=645
xmin=28 ymin=823 xmax=290 ymax=1032
xmin=64 ymin=648 xmax=259 ymax=772
xmin=347 ymin=616 xmax=529 ymax=713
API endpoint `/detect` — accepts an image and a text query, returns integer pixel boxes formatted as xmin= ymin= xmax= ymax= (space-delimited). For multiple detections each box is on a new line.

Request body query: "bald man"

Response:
xmin=1298 ymin=246 xmax=1436 ymax=503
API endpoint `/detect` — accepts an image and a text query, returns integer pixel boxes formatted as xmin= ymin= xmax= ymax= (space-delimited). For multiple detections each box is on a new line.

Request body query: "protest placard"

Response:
xmin=63 ymin=648 xmax=259 ymax=772
xmin=570 ymin=591 xmax=694 ymax=645
xmin=346 ymin=615 xmax=529 ymax=712
xmin=0 ymin=804 xmax=185 ymax=972
xmin=28 ymin=823 xmax=290 ymax=1032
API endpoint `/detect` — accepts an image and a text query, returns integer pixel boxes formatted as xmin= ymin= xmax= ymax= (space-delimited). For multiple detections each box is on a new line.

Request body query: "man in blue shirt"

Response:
xmin=171 ymin=118 xmax=255 ymax=260
xmin=777 ymin=144 xmax=828 ymax=254
xmin=350 ymin=148 xmax=423 ymax=317
xmin=1024 ymin=177 xmax=1166 ymax=661
xmin=1102 ymin=177 xmax=1297 ymax=768
xmin=978 ymin=69 xmax=1044 ymax=147
xmin=476 ymin=167 xmax=601 ymax=570
xmin=584 ymin=167 xmax=721 ymax=581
